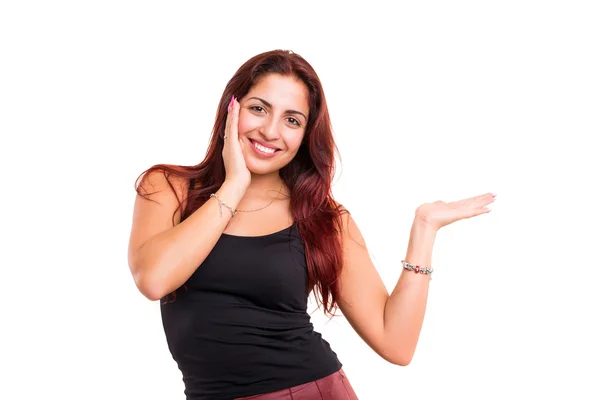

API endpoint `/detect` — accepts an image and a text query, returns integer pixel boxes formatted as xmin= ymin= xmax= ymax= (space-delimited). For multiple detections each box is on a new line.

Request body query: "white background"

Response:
xmin=1 ymin=1 xmax=599 ymax=399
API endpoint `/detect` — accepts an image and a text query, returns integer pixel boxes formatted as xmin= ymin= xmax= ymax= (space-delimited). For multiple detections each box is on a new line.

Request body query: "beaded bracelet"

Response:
xmin=210 ymin=193 xmax=236 ymax=217
xmin=401 ymin=260 xmax=433 ymax=280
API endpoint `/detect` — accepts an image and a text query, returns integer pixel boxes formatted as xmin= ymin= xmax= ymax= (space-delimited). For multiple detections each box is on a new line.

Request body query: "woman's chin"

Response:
xmin=247 ymin=165 xmax=280 ymax=176
xmin=245 ymin=158 xmax=285 ymax=176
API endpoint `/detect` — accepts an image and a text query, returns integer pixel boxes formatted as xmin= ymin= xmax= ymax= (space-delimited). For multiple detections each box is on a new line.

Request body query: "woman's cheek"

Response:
xmin=237 ymin=112 xmax=256 ymax=136
xmin=286 ymin=132 xmax=304 ymax=153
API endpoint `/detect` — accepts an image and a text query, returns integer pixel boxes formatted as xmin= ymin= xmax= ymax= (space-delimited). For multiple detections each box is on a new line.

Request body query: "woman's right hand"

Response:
xmin=222 ymin=95 xmax=251 ymax=189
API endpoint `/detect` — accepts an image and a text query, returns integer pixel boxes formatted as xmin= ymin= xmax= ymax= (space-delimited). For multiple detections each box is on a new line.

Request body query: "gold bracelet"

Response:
xmin=210 ymin=193 xmax=236 ymax=217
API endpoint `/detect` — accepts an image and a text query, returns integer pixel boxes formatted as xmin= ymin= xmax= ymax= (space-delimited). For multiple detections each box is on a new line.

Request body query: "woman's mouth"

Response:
xmin=249 ymin=139 xmax=280 ymax=158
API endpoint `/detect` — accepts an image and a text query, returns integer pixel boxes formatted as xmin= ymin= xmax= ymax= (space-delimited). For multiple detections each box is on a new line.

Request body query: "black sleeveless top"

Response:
xmin=160 ymin=223 xmax=343 ymax=400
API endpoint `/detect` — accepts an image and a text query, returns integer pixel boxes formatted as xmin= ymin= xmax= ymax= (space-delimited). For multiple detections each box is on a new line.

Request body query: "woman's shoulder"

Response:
xmin=135 ymin=166 xmax=196 ymax=225
xmin=137 ymin=167 xmax=191 ymax=202
xmin=331 ymin=199 xmax=350 ymax=218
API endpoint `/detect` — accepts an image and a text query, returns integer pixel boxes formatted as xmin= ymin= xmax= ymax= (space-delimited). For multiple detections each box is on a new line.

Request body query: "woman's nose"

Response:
xmin=259 ymin=119 xmax=280 ymax=140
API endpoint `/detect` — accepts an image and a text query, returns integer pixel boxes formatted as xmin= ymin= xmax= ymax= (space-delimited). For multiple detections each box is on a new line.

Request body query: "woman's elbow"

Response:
xmin=139 ymin=285 xmax=164 ymax=302
xmin=391 ymin=355 xmax=412 ymax=367
xmin=132 ymin=268 xmax=165 ymax=301
xmin=382 ymin=346 xmax=414 ymax=367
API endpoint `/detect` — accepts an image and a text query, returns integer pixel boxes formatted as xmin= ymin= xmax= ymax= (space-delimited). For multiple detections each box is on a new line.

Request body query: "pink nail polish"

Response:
xmin=228 ymin=96 xmax=233 ymax=112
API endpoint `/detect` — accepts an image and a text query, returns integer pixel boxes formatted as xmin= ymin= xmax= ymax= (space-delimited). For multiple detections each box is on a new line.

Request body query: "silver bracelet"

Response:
xmin=210 ymin=193 xmax=236 ymax=217
xmin=401 ymin=260 xmax=433 ymax=280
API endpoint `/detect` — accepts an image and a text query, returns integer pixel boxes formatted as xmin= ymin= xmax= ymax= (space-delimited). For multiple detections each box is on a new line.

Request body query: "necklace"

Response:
xmin=235 ymin=182 xmax=285 ymax=213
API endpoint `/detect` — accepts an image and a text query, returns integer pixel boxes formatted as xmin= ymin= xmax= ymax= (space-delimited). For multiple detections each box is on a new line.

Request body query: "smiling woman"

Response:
xmin=127 ymin=49 xmax=494 ymax=399
xmin=238 ymin=75 xmax=309 ymax=169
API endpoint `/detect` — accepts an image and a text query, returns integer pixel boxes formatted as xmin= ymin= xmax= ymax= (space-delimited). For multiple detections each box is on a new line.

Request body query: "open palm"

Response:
xmin=416 ymin=192 xmax=495 ymax=231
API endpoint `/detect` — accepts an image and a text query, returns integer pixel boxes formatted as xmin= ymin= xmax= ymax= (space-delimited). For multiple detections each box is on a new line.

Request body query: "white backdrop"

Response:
xmin=1 ymin=1 xmax=599 ymax=399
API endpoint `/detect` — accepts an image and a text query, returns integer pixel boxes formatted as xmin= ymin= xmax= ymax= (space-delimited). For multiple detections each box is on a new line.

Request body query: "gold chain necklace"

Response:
xmin=235 ymin=182 xmax=285 ymax=213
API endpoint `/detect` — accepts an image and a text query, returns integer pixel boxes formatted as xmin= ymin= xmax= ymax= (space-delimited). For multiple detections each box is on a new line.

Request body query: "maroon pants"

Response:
xmin=234 ymin=369 xmax=359 ymax=399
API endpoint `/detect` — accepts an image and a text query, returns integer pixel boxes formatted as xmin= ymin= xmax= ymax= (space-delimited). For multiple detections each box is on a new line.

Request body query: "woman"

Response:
xmin=127 ymin=49 xmax=494 ymax=399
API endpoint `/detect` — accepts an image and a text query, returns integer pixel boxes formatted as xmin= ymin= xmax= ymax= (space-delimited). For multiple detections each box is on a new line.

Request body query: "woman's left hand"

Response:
xmin=415 ymin=192 xmax=496 ymax=231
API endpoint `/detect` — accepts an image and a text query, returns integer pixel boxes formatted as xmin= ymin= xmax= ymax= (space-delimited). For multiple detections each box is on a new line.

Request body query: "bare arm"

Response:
xmin=337 ymin=193 xmax=494 ymax=365
xmin=336 ymin=214 xmax=433 ymax=366
xmin=382 ymin=220 xmax=436 ymax=365
xmin=127 ymin=172 xmax=246 ymax=301
xmin=128 ymin=96 xmax=250 ymax=300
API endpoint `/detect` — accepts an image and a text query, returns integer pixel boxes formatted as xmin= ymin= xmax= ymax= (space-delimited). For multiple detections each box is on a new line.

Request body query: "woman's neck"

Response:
xmin=245 ymin=172 xmax=285 ymax=196
xmin=236 ymin=172 xmax=288 ymax=209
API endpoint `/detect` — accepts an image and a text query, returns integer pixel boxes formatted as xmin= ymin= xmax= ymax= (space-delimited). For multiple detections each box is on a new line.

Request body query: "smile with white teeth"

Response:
xmin=253 ymin=141 xmax=277 ymax=154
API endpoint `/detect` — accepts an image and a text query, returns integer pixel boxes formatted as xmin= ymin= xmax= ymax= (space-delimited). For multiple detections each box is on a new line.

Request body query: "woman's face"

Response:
xmin=237 ymin=73 xmax=310 ymax=176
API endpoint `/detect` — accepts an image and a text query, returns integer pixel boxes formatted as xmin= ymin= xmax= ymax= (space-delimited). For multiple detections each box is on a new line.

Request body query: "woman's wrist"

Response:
xmin=410 ymin=216 xmax=438 ymax=240
xmin=222 ymin=179 xmax=249 ymax=198
xmin=403 ymin=217 xmax=437 ymax=270
xmin=215 ymin=180 xmax=248 ymax=212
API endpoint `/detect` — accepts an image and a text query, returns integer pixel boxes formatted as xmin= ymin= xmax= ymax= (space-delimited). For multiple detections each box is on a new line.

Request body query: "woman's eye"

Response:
xmin=286 ymin=117 xmax=300 ymax=126
xmin=250 ymin=106 xmax=265 ymax=113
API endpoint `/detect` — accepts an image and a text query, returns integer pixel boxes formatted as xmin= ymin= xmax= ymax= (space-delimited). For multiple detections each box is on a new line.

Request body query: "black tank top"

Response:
xmin=160 ymin=223 xmax=342 ymax=399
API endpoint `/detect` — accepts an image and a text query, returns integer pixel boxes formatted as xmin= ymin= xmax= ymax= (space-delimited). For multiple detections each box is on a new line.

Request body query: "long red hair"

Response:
xmin=135 ymin=49 xmax=346 ymax=317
